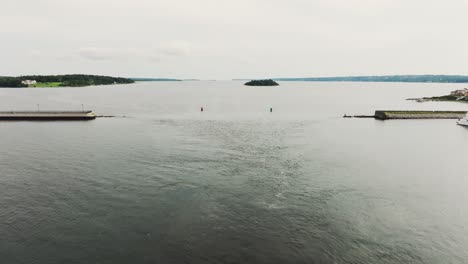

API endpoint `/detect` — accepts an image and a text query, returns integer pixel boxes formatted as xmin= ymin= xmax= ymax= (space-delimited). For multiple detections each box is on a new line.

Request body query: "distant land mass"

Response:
xmin=273 ymin=75 xmax=468 ymax=83
xmin=0 ymin=74 xmax=134 ymax=88
xmin=130 ymin=78 xmax=181 ymax=82
xmin=408 ymin=88 xmax=468 ymax=103
xmin=245 ymin=79 xmax=279 ymax=86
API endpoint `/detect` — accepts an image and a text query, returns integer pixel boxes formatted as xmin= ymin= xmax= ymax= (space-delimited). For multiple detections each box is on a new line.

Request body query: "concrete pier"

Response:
xmin=374 ymin=110 xmax=467 ymax=120
xmin=0 ymin=111 xmax=97 ymax=120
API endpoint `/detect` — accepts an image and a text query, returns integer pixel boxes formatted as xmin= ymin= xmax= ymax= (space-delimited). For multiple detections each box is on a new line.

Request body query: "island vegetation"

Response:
xmin=408 ymin=88 xmax=468 ymax=103
xmin=244 ymin=79 xmax=279 ymax=86
xmin=0 ymin=74 xmax=134 ymax=88
xmin=274 ymin=75 xmax=468 ymax=83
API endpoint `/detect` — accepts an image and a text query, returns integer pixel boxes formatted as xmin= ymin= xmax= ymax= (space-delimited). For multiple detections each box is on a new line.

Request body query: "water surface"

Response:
xmin=1 ymin=81 xmax=467 ymax=263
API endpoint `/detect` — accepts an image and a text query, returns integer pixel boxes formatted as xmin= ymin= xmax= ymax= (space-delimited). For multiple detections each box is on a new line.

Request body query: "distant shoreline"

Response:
xmin=273 ymin=75 xmax=468 ymax=83
xmin=0 ymin=74 xmax=134 ymax=88
xmin=4 ymin=74 xmax=468 ymax=87
xmin=130 ymin=78 xmax=182 ymax=82
xmin=408 ymin=88 xmax=468 ymax=103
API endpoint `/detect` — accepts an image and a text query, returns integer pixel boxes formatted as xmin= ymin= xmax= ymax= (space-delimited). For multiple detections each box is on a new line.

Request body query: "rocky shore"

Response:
xmin=408 ymin=88 xmax=468 ymax=103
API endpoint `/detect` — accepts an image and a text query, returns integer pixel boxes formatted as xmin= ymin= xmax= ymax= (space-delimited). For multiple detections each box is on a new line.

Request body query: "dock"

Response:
xmin=374 ymin=110 xmax=467 ymax=120
xmin=0 ymin=111 xmax=97 ymax=120
xmin=343 ymin=110 xmax=467 ymax=120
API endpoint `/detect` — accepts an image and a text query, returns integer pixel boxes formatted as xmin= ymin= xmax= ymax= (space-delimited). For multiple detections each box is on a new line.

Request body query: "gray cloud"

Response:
xmin=77 ymin=48 xmax=127 ymax=61
xmin=75 ymin=42 xmax=192 ymax=62
xmin=2 ymin=0 xmax=468 ymax=79
xmin=158 ymin=42 xmax=191 ymax=57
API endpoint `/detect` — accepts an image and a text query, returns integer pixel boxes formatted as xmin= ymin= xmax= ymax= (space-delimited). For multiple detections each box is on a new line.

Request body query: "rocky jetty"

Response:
xmin=374 ymin=110 xmax=467 ymax=120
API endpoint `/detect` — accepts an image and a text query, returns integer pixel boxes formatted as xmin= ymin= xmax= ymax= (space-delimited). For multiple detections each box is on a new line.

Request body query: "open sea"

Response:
xmin=1 ymin=81 xmax=467 ymax=263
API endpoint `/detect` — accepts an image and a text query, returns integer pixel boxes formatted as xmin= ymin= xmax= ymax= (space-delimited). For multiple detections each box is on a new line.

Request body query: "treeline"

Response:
xmin=275 ymin=75 xmax=468 ymax=83
xmin=245 ymin=79 xmax=279 ymax=86
xmin=0 ymin=74 xmax=134 ymax=87
xmin=425 ymin=94 xmax=468 ymax=102
xmin=0 ymin=77 xmax=27 ymax=87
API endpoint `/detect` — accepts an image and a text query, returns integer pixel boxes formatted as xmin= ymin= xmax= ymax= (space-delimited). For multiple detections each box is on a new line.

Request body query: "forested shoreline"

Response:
xmin=0 ymin=74 xmax=134 ymax=87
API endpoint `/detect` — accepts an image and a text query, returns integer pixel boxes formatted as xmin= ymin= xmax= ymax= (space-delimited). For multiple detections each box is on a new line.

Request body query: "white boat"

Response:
xmin=457 ymin=113 xmax=468 ymax=126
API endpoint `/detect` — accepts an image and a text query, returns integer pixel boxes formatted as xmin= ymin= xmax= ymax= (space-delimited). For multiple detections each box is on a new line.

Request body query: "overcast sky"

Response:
xmin=2 ymin=0 xmax=468 ymax=79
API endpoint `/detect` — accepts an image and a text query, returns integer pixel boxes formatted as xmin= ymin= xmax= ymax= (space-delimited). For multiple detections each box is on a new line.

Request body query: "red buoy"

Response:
xmin=201 ymin=107 xmax=204 ymax=112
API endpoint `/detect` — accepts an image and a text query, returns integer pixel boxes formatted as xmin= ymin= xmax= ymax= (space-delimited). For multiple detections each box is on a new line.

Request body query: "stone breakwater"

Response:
xmin=374 ymin=110 xmax=467 ymax=120
xmin=0 ymin=111 xmax=97 ymax=120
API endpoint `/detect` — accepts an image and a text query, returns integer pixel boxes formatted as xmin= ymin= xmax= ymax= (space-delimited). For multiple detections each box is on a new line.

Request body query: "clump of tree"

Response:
xmin=425 ymin=94 xmax=468 ymax=102
xmin=0 ymin=74 xmax=134 ymax=88
xmin=0 ymin=77 xmax=27 ymax=87
xmin=244 ymin=79 xmax=279 ymax=86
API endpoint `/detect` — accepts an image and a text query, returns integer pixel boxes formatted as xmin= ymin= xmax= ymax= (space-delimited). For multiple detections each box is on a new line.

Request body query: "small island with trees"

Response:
xmin=244 ymin=79 xmax=279 ymax=86
xmin=0 ymin=74 xmax=134 ymax=88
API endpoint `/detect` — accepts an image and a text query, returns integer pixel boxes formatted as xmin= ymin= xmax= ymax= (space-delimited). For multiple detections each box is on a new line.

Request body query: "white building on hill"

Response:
xmin=21 ymin=80 xmax=37 ymax=85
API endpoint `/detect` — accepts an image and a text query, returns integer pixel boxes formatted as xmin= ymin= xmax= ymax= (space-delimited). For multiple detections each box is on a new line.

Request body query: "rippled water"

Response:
xmin=1 ymin=81 xmax=468 ymax=263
